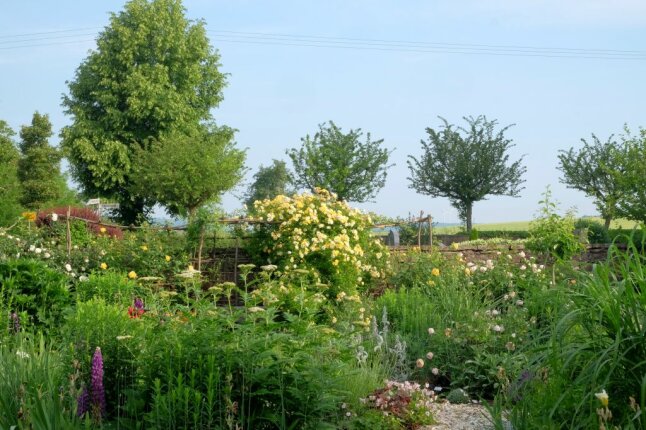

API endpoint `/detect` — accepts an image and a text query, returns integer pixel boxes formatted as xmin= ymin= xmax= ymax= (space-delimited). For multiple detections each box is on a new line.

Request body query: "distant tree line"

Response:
xmin=2 ymin=0 xmax=645 ymax=233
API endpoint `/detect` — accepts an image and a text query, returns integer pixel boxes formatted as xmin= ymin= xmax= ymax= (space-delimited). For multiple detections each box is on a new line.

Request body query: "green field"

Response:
xmin=434 ymin=217 xmax=640 ymax=234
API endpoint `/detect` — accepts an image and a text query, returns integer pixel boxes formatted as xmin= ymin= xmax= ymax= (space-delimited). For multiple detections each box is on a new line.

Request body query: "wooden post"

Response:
xmin=417 ymin=210 xmax=423 ymax=248
xmin=197 ymin=225 xmax=205 ymax=271
xmin=233 ymin=236 xmax=239 ymax=284
xmin=66 ymin=206 xmax=72 ymax=259
xmin=428 ymin=215 xmax=433 ymax=249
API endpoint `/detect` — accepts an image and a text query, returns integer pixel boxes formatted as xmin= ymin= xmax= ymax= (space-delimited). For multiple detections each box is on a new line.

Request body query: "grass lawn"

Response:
xmin=434 ymin=217 xmax=640 ymax=234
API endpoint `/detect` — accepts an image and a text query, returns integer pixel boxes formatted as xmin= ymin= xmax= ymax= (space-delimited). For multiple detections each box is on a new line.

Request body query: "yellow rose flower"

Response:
xmin=128 ymin=271 xmax=137 ymax=279
xmin=431 ymin=268 xmax=440 ymax=277
xmin=100 ymin=262 xmax=108 ymax=270
xmin=99 ymin=227 xmax=107 ymax=234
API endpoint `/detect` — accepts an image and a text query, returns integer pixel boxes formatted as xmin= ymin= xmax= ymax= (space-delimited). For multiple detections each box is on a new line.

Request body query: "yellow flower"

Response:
xmin=99 ymin=227 xmax=107 ymax=234
xmin=165 ymin=255 xmax=171 ymax=262
xmin=22 ymin=211 xmax=37 ymax=222
xmin=431 ymin=268 xmax=440 ymax=277
xmin=450 ymin=242 xmax=459 ymax=250
xmin=141 ymin=245 xmax=148 ymax=251
xmin=595 ymin=389 xmax=609 ymax=407
xmin=464 ymin=267 xmax=471 ymax=276
xmin=100 ymin=262 xmax=108 ymax=270
xmin=128 ymin=271 xmax=137 ymax=279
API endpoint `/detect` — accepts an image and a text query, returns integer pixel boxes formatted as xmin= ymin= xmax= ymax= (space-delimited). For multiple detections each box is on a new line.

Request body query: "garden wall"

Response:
xmin=198 ymin=243 xmax=623 ymax=286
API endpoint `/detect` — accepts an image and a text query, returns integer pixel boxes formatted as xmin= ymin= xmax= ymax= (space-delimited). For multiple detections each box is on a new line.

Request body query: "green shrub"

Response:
xmin=61 ymin=298 xmax=147 ymax=421
xmin=503 ymin=243 xmax=646 ymax=429
xmin=0 ymin=259 xmax=71 ymax=332
xmin=139 ymin=304 xmax=354 ymax=429
xmin=248 ymin=189 xmax=389 ymax=311
xmin=0 ymin=336 xmax=84 ymax=429
xmin=75 ymin=271 xmax=144 ymax=306
xmin=575 ymin=218 xmax=610 ymax=244
xmin=526 ymin=188 xmax=585 ymax=263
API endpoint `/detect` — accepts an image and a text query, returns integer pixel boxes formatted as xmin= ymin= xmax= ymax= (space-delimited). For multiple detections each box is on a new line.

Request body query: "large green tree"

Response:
xmin=616 ymin=128 xmax=646 ymax=224
xmin=17 ymin=113 xmax=65 ymax=210
xmin=131 ymin=125 xmax=245 ymax=220
xmin=245 ymin=159 xmax=293 ymax=210
xmin=0 ymin=121 xmax=22 ymax=225
xmin=287 ymin=121 xmax=393 ymax=202
xmin=408 ymin=116 xmax=526 ymax=233
xmin=61 ymin=0 xmax=227 ymax=223
xmin=558 ymin=133 xmax=631 ymax=230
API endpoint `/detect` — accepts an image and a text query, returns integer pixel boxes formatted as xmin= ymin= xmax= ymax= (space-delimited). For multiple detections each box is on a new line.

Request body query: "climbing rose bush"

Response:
xmin=249 ymin=188 xmax=389 ymax=301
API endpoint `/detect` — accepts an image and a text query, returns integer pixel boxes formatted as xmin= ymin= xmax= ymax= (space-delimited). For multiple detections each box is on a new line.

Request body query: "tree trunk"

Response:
xmin=465 ymin=203 xmax=473 ymax=233
xmin=603 ymin=215 xmax=611 ymax=230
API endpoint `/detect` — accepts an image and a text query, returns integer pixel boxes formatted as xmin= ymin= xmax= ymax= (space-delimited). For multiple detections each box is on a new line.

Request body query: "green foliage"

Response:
xmin=17 ymin=112 xmax=67 ymax=210
xmin=575 ymin=218 xmax=610 ymax=244
xmin=503 ymin=244 xmax=646 ymax=429
xmin=62 ymin=298 xmax=147 ymax=420
xmin=245 ymin=159 xmax=294 ymax=210
xmin=383 ymin=249 xmax=552 ymax=398
xmin=0 ymin=121 xmax=23 ymax=226
xmin=469 ymin=228 xmax=480 ymax=241
xmin=616 ymin=128 xmax=646 ymax=224
xmin=139 ymin=292 xmax=354 ymax=429
xmin=526 ymin=187 xmax=585 ymax=262
xmin=0 ymin=337 xmax=84 ymax=429
xmin=287 ymin=121 xmax=393 ymax=202
xmin=61 ymin=0 xmax=227 ymax=224
xmin=558 ymin=132 xmax=631 ymax=229
xmin=0 ymin=259 xmax=71 ymax=332
xmin=132 ymin=126 xmax=246 ymax=219
xmin=446 ymin=388 xmax=470 ymax=404
xmin=407 ymin=116 xmax=526 ymax=233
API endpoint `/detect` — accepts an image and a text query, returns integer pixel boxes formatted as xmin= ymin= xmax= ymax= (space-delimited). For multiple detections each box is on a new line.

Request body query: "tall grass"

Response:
xmin=505 ymin=242 xmax=646 ymax=429
xmin=0 ymin=336 xmax=85 ymax=429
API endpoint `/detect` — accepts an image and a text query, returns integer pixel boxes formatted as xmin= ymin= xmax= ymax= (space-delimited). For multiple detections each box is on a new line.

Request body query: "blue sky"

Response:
xmin=1 ymin=0 xmax=645 ymax=223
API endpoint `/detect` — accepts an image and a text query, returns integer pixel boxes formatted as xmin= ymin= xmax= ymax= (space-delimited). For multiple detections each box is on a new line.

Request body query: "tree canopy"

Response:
xmin=616 ymin=128 xmax=646 ymax=224
xmin=407 ymin=116 xmax=526 ymax=232
xmin=558 ymin=132 xmax=631 ymax=229
xmin=131 ymin=126 xmax=245 ymax=220
xmin=287 ymin=121 xmax=392 ymax=202
xmin=61 ymin=0 xmax=228 ymax=223
xmin=0 ymin=121 xmax=22 ymax=225
xmin=17 ymin=112 xmax=66 ymax=210
xmin=245 ymin=160 xmax=293 ymax=210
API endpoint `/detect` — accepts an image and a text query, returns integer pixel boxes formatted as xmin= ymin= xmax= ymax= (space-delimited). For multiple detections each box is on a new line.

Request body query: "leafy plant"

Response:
xmin=0 ymin=259 xmax=71 ymax=332
xmin=503 ymin=242 xmax=646 ymax=429
xmin=526 ymin=187 xmax=585 ymax=265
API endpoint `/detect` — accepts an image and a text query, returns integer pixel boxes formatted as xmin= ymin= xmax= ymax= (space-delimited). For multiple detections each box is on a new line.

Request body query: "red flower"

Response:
xmin=127 ymin=306 xmax=145 ymax=319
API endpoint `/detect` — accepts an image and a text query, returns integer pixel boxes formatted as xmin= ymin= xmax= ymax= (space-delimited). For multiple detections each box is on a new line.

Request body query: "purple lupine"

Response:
xmin=134 ymin=297 xmax=144 ymax=310
xmin=10 ymin=312 xmax=20 ymax=333
xmin=91 ymin=347 xmax=106 ymax=418
xmin=77 ymin=387 xmax=90 ymax=417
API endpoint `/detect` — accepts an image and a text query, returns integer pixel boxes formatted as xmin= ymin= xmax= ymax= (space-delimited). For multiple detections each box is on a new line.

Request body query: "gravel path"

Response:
xmin=421 ymin=402 xmax=495 ymax=430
